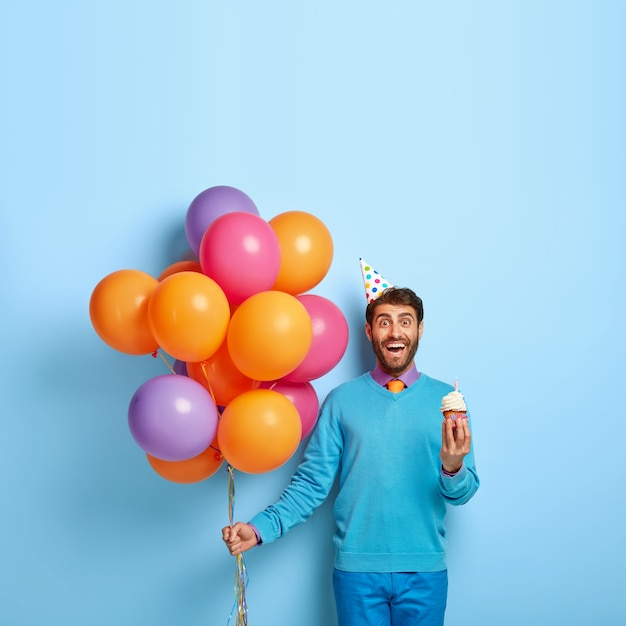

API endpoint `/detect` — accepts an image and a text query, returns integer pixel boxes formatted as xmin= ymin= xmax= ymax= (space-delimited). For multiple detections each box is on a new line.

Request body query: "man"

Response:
xmin=223 ymin=286 xmax=479 ymax=625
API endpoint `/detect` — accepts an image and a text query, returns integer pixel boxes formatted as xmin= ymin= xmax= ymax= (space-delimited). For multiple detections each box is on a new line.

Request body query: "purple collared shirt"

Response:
xmin=370 ymin=362 xmax=421 ymax=389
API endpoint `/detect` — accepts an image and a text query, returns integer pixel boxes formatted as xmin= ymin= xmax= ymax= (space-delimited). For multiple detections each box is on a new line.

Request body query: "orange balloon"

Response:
xmin=89 ymin=269 xmax=159 ymax=355
xmin=148 ymin=271 xmax=230 ymax=362
xmin=269 ymin=211 xmax=333 ymax=295
xmin=147 ymin=438 xmax=223 ymax=483
xmin=218 ymin=389 xmax=302 ymax=474
xmin=227 ymin=291 xmax=312 ymax=381
xmin=158 ymin=260 xmax=202 ymax=281
xmin=187 ymin=341 xmax=258 ymax=407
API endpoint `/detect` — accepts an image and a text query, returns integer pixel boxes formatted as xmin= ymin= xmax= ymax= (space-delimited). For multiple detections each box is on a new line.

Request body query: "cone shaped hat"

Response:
xmin=360 ymin=259 xmax=394 ymax=303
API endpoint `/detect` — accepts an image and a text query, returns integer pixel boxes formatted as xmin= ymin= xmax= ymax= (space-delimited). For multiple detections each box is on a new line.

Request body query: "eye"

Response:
xmin=380 ymin=319 xmax=390 ymax=327
xmin=402 ymin=319 xmax=411 ymax=326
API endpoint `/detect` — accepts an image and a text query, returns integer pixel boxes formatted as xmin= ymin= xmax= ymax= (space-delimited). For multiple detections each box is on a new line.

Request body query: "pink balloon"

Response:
xmin=199 ymin=212 xmax=281 ymax=305
xmin=260 ymin=379 xmax=320 ymax=439
xmin=284 ymin=295 xmax=349 ymax=382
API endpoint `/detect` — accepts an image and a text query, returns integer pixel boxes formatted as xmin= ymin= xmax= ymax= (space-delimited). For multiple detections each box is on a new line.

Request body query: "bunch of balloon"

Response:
xmin=89 ymin=185 xmax=349 ymax=625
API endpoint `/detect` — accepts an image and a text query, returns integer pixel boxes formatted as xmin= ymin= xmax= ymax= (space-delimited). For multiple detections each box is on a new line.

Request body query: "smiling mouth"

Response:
xmin=385 ymin=342 xmax=406 ymax=354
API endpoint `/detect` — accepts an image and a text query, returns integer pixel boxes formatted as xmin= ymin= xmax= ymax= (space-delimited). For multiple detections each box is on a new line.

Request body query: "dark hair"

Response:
xmin=365 ymin=287 xmax=424 ymax=325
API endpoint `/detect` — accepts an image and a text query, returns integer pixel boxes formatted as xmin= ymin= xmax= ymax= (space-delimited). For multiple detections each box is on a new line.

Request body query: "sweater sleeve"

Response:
xmin=249 ymin=395 xmax=343 ymax=544
xmin=438 ymin=461 xmax=480 ymax=505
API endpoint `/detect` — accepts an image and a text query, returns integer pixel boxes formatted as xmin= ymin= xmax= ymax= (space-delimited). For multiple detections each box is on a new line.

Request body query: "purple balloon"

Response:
xmin=185 ymin=186 xmax=260 ymax=256
xmin=128 ymin=374 xmax=218 ymax=461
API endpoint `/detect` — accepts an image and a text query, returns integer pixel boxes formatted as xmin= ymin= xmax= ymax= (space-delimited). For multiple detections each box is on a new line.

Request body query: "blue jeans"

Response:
xmin=332 ymin=569 xmax=448 ymax=626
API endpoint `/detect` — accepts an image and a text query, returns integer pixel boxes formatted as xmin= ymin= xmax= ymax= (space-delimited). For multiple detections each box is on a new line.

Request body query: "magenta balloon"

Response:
xmin=185 ymin=186 xmax=260 ymax=256
xmin=260 ymin=379 xmax=319 ymax=440
xmin=199 ymin=212 xmax=281 ymax=305
xmin=128 ymin=374 xmax=218 ymax=461
xmin=284 ymin=295 xmax=349 ymax=382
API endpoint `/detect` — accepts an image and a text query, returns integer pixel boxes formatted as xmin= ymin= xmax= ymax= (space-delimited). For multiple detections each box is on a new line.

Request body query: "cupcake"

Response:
xmin=440 ymin=382 xmax=467 ymax=427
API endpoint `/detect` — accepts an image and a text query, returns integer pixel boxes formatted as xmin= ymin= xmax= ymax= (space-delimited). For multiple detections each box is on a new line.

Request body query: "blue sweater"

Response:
xmin=250 ymin=372 xmax=479 ymax=573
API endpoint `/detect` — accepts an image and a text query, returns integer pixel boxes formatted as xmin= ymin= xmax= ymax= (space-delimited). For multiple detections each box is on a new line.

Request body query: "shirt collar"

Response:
xmin=371 ymin=363 xmax=420 ymax=388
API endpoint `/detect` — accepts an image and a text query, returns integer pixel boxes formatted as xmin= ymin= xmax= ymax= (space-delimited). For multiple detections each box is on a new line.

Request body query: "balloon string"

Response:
xmin=200 ymin=362 xmax=219 ymax=408
xmin=227 ymin=465 xmax=249 ymax=626
xmin=227 ymin=465 xmax=236 ymax=527
xmin=151 ymin=350 xmax=176 ymax=374
xmin=228 ymin=554 xmax=248 ymax=626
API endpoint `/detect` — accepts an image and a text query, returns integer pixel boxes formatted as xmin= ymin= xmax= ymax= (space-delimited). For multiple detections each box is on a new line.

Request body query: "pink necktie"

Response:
xmin=386 ymin=379 xmax=405 ymax=393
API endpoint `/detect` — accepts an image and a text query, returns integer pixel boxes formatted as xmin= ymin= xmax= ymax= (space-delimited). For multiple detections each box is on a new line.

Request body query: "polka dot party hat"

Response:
xmin=360 ymin=258 xmax=394 ymax=303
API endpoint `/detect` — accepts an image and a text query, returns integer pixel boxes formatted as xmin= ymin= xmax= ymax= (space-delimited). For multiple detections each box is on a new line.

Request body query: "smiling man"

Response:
xmin=366 ymin=291 xmax=422 ymax=375
xmin=223 ymin=284 xmax=480 ymax=626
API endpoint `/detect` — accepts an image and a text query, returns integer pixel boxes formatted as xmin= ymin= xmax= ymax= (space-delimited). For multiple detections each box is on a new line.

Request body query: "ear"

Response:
xmin=418 ymin=321 xmax=424 ymax=340
xmin=365 ymin=322 xmax=373 ymax=342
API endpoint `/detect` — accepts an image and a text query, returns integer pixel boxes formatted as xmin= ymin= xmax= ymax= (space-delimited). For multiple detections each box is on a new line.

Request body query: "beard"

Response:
xmin=371 ymin=336 xmax=419 ymax=376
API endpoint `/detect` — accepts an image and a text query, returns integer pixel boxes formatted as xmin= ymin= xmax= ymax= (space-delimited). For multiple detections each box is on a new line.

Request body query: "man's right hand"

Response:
xmin=222 ymin=522 xmax=259 ymax=556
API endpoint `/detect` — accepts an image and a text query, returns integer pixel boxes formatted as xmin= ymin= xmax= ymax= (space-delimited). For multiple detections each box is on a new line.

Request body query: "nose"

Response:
xmin=387 ymin=321 xmax=404 ymax=337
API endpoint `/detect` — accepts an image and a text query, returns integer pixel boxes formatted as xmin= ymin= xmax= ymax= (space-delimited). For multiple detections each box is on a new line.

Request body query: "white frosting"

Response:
xmin=440 ymin=390 xmax=467 ymax=412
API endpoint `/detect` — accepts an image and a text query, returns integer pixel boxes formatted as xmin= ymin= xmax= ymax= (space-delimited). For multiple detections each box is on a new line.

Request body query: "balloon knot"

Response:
xmin=151 ymin=350 xmax=158 ymax=358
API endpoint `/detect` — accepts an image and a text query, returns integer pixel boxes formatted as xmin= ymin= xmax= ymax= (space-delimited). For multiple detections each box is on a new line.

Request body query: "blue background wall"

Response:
xmin=2 ymin=1 xmax=625 ymax=625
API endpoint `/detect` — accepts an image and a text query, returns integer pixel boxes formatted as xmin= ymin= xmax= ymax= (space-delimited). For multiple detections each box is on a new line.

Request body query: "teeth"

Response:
xmin=387 ymin=343 xmax=405 ymax=349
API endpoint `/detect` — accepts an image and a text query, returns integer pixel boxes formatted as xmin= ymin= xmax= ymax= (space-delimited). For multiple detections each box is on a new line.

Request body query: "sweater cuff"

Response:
xmin=441 ymin=463 xmax=464 ymax=478
xmin=248 ymin=523 xmax=262 ymax=545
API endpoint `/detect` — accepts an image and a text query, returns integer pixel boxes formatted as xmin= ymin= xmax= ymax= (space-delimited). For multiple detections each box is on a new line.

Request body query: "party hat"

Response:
xmin=360 ymin=259 xmax=394 ymax=303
